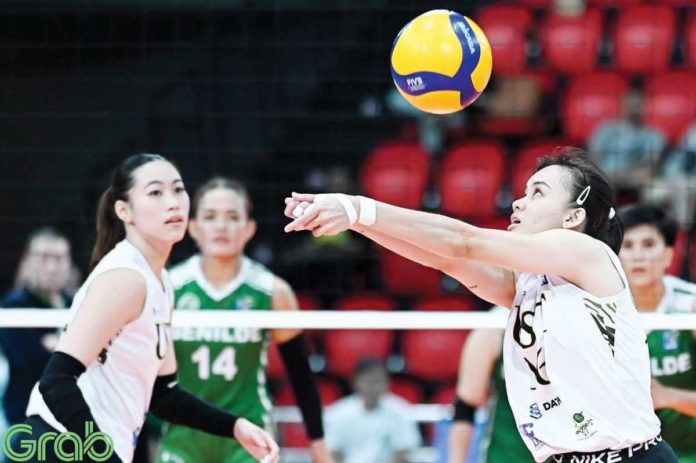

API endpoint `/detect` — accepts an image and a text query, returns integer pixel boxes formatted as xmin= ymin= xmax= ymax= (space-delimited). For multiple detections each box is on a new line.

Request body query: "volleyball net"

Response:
xmin=3 ymin=309 xmax=696 ymax=330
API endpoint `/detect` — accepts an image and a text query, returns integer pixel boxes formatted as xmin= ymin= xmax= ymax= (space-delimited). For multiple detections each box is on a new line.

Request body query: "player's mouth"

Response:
xmin=165 ymin=215 xmax=185 ymax=225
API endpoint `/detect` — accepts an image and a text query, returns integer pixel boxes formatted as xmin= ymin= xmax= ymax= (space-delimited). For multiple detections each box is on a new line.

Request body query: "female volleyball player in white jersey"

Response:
xmin=283 ymin=148 xmax=678 ymax=463
xmin=21 ymin=154 xmax=279 ymax=463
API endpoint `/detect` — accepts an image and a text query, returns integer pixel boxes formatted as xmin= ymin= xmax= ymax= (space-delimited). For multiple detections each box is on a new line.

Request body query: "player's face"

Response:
xmin=190 ymin=188 xmax=256 ymax=258
xmin=509 ymin=165 xmax=578 ymax=234
xmin=121 ymin=160 xmax=190 ymax=244
xmin=26 ymin=236 xmax=72 ymax=293
xmin=619 ymin=225 xmax=673 ymax=289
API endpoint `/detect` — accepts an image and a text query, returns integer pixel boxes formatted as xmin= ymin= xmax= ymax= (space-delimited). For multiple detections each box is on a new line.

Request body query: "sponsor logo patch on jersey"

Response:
xmin=519 ymin=422 xmax=545 ymax=450
xmin=530 ymin=403 xmax=542 ymax=419
xmin=573 ymin=412 xmax=597 ymax=440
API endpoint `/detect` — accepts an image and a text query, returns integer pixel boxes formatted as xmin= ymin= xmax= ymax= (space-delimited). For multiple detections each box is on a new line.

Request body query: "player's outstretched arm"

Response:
xmin=284 ymin=193 xmax=620 ymax=298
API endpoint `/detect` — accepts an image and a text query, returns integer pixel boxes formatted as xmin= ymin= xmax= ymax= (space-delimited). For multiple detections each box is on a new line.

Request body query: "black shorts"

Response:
xmin=6 ymin=416 xmax=119 ymax=463
xmin=551 ymin=434 xmax=679 ymax=463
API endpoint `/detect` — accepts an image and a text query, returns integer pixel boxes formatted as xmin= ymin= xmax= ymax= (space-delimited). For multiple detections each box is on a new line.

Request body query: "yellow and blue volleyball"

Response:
xmin=391 ymin=10 xmax=493 ymax=115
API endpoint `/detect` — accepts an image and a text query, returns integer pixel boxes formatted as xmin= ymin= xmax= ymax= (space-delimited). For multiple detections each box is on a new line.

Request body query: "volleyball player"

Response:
xmin=284 ymin=148 xmax=678 ymax=462
xmin=22 ymin=155 xmax=278 ymax=463
xmin=156 ymin=177 xmax=331 ymax=463
xmin=618 ymin=204 xmax=696 ymax=462
xmin=448 ymin=307 xmax=534 ymax=463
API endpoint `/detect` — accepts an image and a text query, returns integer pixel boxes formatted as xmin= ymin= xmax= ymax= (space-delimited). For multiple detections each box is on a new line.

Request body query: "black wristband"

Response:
xmin=453 ymin=397 xmax=476 ymax=423
xmin=149 ymin=373 xmax=239 ymax=438
xmin=278 ymin=333 xmax=324 ymax=440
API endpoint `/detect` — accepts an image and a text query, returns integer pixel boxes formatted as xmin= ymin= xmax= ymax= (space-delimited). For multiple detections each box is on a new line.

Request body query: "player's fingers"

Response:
xmin=291 ymin=192 xmax=316 ymax=202
xmin=262 ymin=433 xmax=280 ymax=460
xmin=283 ymin=199 xmax=299 ymax=218
xmin=284 ymin=203 xmax=319 ymax=232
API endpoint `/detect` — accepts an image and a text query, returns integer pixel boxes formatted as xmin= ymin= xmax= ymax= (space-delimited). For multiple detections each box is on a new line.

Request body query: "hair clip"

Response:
xmin=576 ymin=186 xmax=591 ymax=206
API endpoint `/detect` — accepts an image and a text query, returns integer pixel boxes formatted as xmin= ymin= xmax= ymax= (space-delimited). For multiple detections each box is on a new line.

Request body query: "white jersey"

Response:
xmin=503 ymin=243 xmax=660 ymax=462
xmin=657 ymin=275 xmax=696 ymax=316
xmin=27 ymin=240 xmax=173 ymax=462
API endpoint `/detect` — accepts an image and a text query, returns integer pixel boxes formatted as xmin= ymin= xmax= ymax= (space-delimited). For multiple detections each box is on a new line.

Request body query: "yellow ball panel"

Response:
xmin=467 ymin=17 xmax=493 ymax=93
xmin=392 ymin=10 xmax=463 ymax=78
xmin=396 ymin=85 xmax=464 ymax=115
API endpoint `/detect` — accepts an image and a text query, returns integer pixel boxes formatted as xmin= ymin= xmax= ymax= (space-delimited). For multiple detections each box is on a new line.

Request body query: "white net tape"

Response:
xmin=2 ymin=309 xmax=696 ymax=330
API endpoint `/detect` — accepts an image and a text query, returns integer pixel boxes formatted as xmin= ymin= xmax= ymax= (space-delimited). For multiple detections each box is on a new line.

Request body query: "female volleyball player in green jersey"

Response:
xmin=449 ymin=307 xmax=534 ymax=463
xmin=157 ymin=178 xmax=332 ymax=463
xmin=618 ymin=204 xmax=696 ymax=462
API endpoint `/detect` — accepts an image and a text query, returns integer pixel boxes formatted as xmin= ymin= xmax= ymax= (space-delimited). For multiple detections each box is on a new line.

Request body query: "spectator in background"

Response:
xmin=588 ymin=89 xmax=666 ymax=191
xmin=643 ymin=121 xmax=696 ymax=226
xmin=0 ymin=227 xmax=73 ymax=425
xmin=325 ymin=358 xmax=421 ymax=463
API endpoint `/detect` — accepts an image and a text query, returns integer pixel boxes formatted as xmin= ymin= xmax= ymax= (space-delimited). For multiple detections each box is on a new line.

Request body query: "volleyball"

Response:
xmin=390 ymin=10 xmax=493 ymax=115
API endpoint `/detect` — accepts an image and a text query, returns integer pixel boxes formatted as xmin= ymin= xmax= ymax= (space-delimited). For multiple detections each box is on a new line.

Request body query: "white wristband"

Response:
xmin=358 ymin=196 xmax=377 ymax=226
xmin=332 ymin=193 xmax=358 ymax=225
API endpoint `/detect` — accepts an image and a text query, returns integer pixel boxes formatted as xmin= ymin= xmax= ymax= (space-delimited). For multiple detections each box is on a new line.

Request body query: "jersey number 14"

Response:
xmin=191 ymin=346 xmax=238 ymax=380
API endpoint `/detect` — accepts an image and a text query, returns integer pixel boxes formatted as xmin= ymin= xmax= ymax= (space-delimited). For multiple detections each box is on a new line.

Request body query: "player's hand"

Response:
xmin=310 ymin=439 xmax=334 ymax=463
xmin=233 ymin=418 xmax=279 ymax=463
xmin=284 ymin=192 xmax=354 ymax=237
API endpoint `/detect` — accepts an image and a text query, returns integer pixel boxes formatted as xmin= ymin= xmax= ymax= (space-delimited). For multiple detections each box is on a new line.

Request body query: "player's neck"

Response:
xmin=631 ymin=281 xmax=665 ymax=312
xmin=200 ymin=255 xmax=242 ymax=290
xmin=125 ymin=233 xmax=171 ymax=278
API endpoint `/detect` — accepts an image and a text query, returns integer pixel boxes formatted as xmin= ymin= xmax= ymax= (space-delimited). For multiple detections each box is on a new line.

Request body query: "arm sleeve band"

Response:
xmin=148 ymin=373 xmax=238 ymax=438
xmin=453 ymin=398 xmax=476 ymax=423
xmin=278 ymin=333 xmax=325 ymax=440
xmin=38 ymin=351 xmax=121 ymax=462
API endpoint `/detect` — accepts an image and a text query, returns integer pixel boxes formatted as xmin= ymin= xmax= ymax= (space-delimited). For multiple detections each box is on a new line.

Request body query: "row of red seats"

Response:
xmin=268 ymin=328 xmax=469 ymax=381
xmin=481 ymin=4 xmax=696 ymax=75
xmin=512 ymin=0 xmax=696 ymax=8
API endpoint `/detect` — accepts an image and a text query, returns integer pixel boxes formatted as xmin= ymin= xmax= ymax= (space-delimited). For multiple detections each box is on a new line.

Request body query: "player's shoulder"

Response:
xmin=664 ymin=275 xmax=696 ymax=313
xmin=242 ymin=257 xmax=276 ymax=295
xmin=665 ymin=275 xmax=696 ymax=296
xmin=168 ymin=255 xmax=199 ymax=290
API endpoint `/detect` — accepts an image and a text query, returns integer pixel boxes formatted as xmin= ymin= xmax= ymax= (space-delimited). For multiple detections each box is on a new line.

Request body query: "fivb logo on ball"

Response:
xmin=2 ymin=421 xmax=114 ymax=462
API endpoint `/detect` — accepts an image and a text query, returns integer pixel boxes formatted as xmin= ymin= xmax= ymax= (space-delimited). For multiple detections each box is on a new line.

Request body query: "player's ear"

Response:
xmin=562 ymin=207 xmax=586 ymax=230
xmin=245 ymin=219 xmax=257 ymax=242
xmin=114 ymin=200 xmax=132 ymax=224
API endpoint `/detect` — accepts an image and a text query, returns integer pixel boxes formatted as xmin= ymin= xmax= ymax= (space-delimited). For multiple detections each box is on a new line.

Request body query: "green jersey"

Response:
xmin=158 ymin=255 xmax=276 ymax=463
xmin=481 ymin=353 xmax=536 ymax=463
xmin=647 ymin=275 xmax=696 ymax=461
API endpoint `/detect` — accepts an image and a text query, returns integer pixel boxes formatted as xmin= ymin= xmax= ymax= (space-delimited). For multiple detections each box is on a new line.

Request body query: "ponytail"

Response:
xmin=89 ymin=153 xmax=169 ymax=270
xmin=596 ymin=213 xmax=624 ymax=255
xmin=90 ymin=187 xmax=125 ymax=270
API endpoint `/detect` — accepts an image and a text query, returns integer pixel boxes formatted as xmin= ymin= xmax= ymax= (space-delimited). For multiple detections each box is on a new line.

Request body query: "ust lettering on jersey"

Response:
xmin=512 ymin=278 xmax=550 ymax=386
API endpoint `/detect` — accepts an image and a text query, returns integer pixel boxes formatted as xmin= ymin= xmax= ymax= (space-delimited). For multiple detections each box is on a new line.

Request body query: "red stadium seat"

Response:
xmin=296 ymin=293 xmax=321 ymax=310
xmin=361 ymin=141 xmax=430 ymax=209
xmin=688 ymin=14 xmax=696 ymax=69
xmin=324 ymin=330 xmax=394 ymax=378
xmin=415 ymin=296 xmax=477 ymax=312
xmin=390 ymin=377 xmax=425 ymax=404
xmin=542 ymin=10 xmax=602 ymax=74
xmin=614 ymin=6 xmax=676 ymax=75
xmin=667 ymin=228 xmax=688 ymax=277
xmin=380 ymin=249 xmax=444 ymax=295
xmin=403 ymin=330 xmax=469 ymax=381
xmin=476 ymin=6 xmax=533 ymax=75
xmin=335 ymin=294 xmax=396 ymax=311
xmin=267 ymin=342 xmax=285 ymax=380
xmin=562 ymin=73 xmax=629 ymax=143
xmin=511 ymin=139 xmax=567 ymax=198
xmin=644 ymin=72 xmax=696 ymax=143
xmin=439 ymin=141 xmax=506 ymax=219
xmin=588 ymin=0 xmax=642 ymax=7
